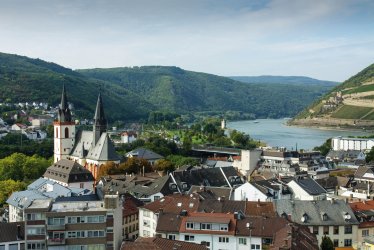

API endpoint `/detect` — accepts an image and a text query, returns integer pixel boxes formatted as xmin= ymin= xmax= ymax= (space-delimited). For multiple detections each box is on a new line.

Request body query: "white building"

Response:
xmin=232 ymin=149 xmax=262 ymax=177
xmin=332 ymin=136 xmax=374 ymax=151
xmin=121 ymin=131 xmax=137 ymax=144
xmin=287 ymin=177 xmax=327 ymax=200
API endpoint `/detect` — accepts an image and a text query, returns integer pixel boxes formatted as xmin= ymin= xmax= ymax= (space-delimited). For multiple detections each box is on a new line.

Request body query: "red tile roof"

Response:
xmin=142 ymin=194 xmax=200 ymax=214
xmin=121 ymin=237 xmax=207 ymax=250
xmin=245 ymin=201 xmax=277 ymax=217
xmin=123 ymin=193 xmax=144 ymax=217
xmin=349 ymin=200 xmax=374 ymax=211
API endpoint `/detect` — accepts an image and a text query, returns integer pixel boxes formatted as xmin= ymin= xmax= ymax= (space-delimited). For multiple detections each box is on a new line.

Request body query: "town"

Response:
xmin=1 ymin=85 xmax=374 ymax=250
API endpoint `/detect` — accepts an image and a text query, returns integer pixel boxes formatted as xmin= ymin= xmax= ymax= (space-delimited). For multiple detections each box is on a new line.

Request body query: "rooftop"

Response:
xmin=121 ymin=237 xmax=207 ymax=250
xmin=0 ymin=222 xmax=24 ymax=243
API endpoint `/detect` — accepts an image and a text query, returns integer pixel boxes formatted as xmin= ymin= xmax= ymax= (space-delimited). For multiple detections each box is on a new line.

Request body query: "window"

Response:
xmin=239 ymin=238 xmax=247 ymax=245
xmin=65 ymin=127 xmax=69 ymax=138
xmin=313 ymin=226 xmax=319 ymax=234
xmin=362 ymin=229 xmax=369 ymax=237
xmin=333 ymin=226 xmax=339 ymax=234
xmin=87 ymin=230 xmax=105 ymax=237
xmin=185 ymin=235 xmax=195 ymax=241
xmin=219 ymin=237 xmax=229 ymax=243
xmin=344 ymin=239 xmax=352 ymax=246
xmin=186 ymin=222 xmax=194 ymax=229
xmin=27 ymin=213 xmax=43 ymax=221
xmin=220 ymin=225 xmax=228 ymax=231
xmin=168 ymin=234 xmax=176 ymax=240
xmin=333 ymin=239 xmax=339 ymax=247
xmin=344 ymin=225 xmax=352 ymax=234
xmin=323 ymin=226 xmax=329 ymax=235
xmin=154 ymin=196 xmax=160 ymax=200
xmin=143 ymin=230 xmax=150 ymax=237
xmin=27 ymin=243 xmax=45 ymax=249
xmin=143 ymin=219 xmax=150 ymax=227
xmin=48 ymin=217 xmax=65 ymax=225
xmin=201 ymin=223 xmax=212 ymax=230
xmin=80 ymin=183 xmax=84 ymax=188
xmin=56 ymin=128 xmax=58 ymax=138
xmin=251 ymin=244 xmax=261 ymax=250
xmin=27 ymin=227 xmax=45 ymax=235
xmin=143 ymin=211 xmax=150 ymax=217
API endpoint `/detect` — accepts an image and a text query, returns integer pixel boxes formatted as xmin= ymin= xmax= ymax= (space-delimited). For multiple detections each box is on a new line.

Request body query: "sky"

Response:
xmin=0 ymin=0 xmax=373 ymax=81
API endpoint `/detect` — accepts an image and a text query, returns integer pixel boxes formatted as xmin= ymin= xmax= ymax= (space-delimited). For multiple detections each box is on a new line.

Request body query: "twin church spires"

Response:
xmin=57 ymin=84 xmax=107 ymax=132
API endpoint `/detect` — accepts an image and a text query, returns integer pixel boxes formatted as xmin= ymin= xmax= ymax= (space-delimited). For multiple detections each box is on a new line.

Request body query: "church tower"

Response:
xmin=92 ymin=92 xmax=107 ymax=147
xmin=54 ymin=84 xmax=76 ymax=163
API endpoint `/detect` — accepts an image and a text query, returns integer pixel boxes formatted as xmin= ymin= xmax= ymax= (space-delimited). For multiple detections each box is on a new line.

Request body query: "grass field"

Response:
xmin=331 ymin=105 xmax=373 ymax=119
xmin=345 ymin=84 xmax=374 ymax=94
xmin=361 ymin=110 xmax=374 ymax=120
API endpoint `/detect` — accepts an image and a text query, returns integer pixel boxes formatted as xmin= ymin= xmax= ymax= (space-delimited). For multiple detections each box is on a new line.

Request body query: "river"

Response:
xmin=227 ymin=119 xmax=372 ymax=150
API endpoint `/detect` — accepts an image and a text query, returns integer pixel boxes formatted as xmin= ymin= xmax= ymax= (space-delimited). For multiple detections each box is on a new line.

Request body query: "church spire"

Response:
xmin=58 ymin=84 xmax=72 ymax=122
xmin=93 ymin=92 xmax=107 ymax=145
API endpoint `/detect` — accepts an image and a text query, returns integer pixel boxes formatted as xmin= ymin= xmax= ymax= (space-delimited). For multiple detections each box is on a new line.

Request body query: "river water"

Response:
xmin=227 ymin=119 xmax=372 ymax=150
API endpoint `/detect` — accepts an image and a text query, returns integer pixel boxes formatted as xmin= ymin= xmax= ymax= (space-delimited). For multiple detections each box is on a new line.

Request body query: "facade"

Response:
xmin=122 ymin=194 xmax=144 ymax=241
xmin=232 ymin=149 xmax=262 ymax=177
xmin=23 ymin=195 xmax=122 ymax=250
xmin=121 ymin=131 xmax=137 ymax=144
xmin=332 ymin=136 xmax=374 ymax=151
xmin=349 ymin=200 xmax=374 ymax=250
xmin=275 ymin=199 xmax=359 ymax=248
xmin=53 ymin=85 xmax=120 ymax=179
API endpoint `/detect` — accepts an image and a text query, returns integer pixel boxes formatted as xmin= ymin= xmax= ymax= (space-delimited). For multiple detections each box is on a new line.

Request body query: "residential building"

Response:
xmin=23 ymin=194 xmax=122 ymax=250
xmin=232 ymin=149 xmax=262 ymax=177
xmin=7 ymin=178 xmax=91 ymax=222
xmin=234 ymin=178 xmax=291 ymax=201
xmin=121 ymin=131 xmax=137 ymax=144
xmin=349 ymin=200 xmax=374 ymax=250
xmin=125 ymin=148 xmax=164 ymax=165
xmin=54 ymin=85 xmax=120 ymax=179
xmin=287 ymin=176 xmax=327 ymax=200
xmin=0 ymin=222 xmax=25 ymax=250
xmin=43 ymin=159 xmax=95 ymax=191
xmin=139 ymin=194 xmax=201 ymax=238
xmin=275 ymin=199 xmax=359 ymax=248
xmin=122 ymin=194 xmax=144 ymax=241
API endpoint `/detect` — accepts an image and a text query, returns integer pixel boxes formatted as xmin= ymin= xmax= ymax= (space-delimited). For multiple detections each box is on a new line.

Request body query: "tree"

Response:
xmin=314 ymin=138 xmax=332 ymax=156
xmin=119 ymin=158 xmax=152 ymax=175
xmin=166 ymin=155 xmax=199 ymax=168
xmin=154 ymin=159 xmax=175 ymax=173
xmin=0 ymin=180 xmax=27 ymax=206
xmin=97 ymin=162 xmax=120 ymax=180
xmin=366 ymin=146 xmax=374 ymax=163
xmin=320 ymin=235 xmax=333 ymax=250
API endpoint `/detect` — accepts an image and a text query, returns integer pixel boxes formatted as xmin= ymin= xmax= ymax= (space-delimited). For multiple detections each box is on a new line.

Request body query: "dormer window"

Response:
xmin=321 ymin=213 xmax=328 ymax=221
xmin=301 ymin=213 xmax=308 ymax=223
xmin=186 ymin=222 xmax=194 ymax=229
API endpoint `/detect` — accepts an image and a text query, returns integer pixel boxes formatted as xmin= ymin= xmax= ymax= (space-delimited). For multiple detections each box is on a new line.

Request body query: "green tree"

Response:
xmin=320 ymin=235 xmax=334 ymax=250
xmin=0 ymin=180 xmax=27 ymax=206
xmin=314 ymin=138 xmax=332 ymax=156
xmin=366 ymin=146 xmax=374 ymax=163
xmin=166 ymin=155 xmax=199 ymax=168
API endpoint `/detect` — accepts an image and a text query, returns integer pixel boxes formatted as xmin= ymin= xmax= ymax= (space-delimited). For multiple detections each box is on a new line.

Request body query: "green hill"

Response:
xmin=0 ymin=52 xmax=337 ymax=122
xmin=78 ymin=67 xmax=337 ymax=118
xmin=291 ymin=63 xmax=374 ymax=127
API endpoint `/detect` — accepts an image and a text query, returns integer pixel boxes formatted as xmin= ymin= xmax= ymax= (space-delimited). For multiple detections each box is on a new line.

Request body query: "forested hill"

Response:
xmin=78 ymin=67 xmax=337 ymax=118
xmin=230 ymin=75 xmax=338 ymax=86
xmin=0 ymin=52 xmax=337 ymax=121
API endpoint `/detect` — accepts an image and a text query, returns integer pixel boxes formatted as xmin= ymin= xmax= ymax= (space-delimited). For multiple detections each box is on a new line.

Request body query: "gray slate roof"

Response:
xmin=44 ymin=159 xmax=94 ymax=183
xmin=87 ymin=132 xmax=120 ymax=161
xmin=275 ymin=199 xmax=359 ymax=226
xmin=126 ymin=148 xmax=164 ymax=161
xmin=292 ymin=177 xmax=326 ymax=195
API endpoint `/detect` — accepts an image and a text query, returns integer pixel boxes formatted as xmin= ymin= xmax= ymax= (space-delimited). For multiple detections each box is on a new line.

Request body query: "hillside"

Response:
xmin=0 ymin=52 xmax=153 ymax=121
xmin=0 ymin=52 xmax=337 ymax=122
xmin=290 ymin=63 xmax=374 ymax=128
xmin=78 ymin=67 xmax=336 ymax=118
xmin=230 ymin=75 xmax=338 ymax=86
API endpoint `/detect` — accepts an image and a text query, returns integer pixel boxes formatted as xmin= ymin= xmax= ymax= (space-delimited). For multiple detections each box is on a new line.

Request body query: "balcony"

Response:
xmin=47 ymin=224 xmax=65 ymax=230
xmin=47 ymin=238 xmax=65 ymax=245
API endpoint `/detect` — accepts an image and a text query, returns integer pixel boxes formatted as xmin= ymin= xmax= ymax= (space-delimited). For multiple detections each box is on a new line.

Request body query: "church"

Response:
xmin=53 ymin=85 xmax=120 ymax=179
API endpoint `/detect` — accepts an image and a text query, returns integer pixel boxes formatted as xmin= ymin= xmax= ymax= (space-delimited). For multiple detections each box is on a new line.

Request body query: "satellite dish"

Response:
xmin=301 ymin=216 xmax=305 ymax=222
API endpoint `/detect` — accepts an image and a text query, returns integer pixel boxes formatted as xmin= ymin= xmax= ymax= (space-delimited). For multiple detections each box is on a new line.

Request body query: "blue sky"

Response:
xmin=0 ymin=0 xmax=373 ymax=81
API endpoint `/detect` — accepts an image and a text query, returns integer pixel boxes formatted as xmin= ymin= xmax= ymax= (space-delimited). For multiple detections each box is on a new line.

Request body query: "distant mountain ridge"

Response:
xmin=230 ymin=75 xmax=339 ymax=85
xmin=0 ymin=52 xmax=338 ymax=122
xmin=290 ymin=63 xmax=374 ymax=128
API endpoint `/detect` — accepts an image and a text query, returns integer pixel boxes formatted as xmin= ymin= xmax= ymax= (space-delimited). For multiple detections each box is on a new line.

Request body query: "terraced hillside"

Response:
xmin=290 ymin=63 xmax=374 ymax=128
